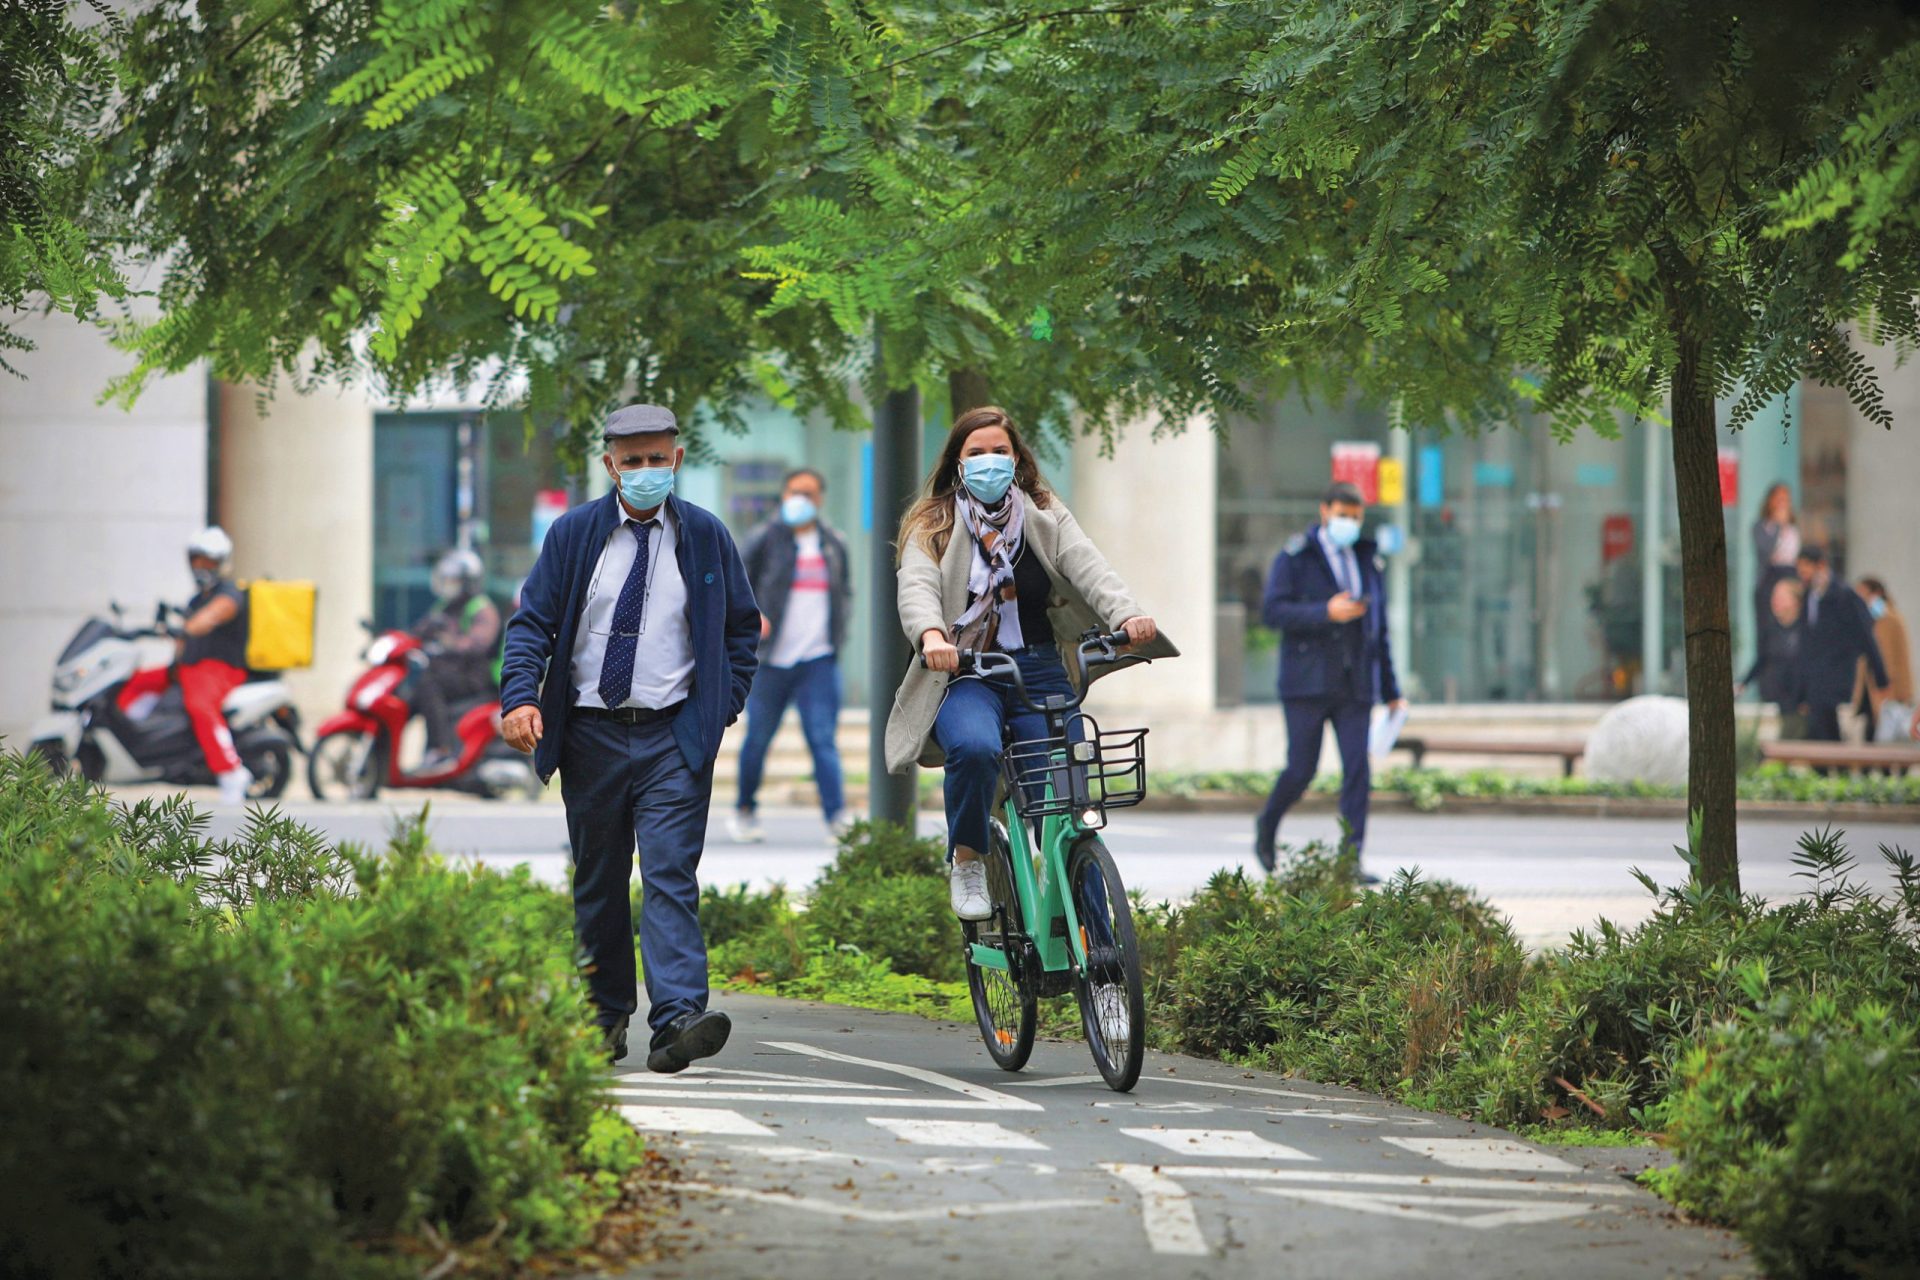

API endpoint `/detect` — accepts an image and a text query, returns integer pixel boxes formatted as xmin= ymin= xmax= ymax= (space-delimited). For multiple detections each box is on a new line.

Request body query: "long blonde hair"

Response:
xmin=896 ymin=406 xmax=1052 ymax=562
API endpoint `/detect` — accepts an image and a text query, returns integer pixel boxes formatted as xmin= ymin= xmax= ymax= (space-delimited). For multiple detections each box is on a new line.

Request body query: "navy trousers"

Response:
xmin=735 ymin=654 xmax=845 ymax=819
xmin=560 ymin=712 xmax=713 ymax=1037
xmin=933 ymin=643 xmax=1076 ymax=860
xmin=1259 ymin=697 xmax=1374 ymax=853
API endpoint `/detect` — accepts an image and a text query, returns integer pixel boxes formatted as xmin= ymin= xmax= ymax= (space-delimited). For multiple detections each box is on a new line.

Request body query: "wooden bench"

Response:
xmin=1759 ymin=740 xmax=1920 ymax=775
xmin=1395 ymin=736 xmax=1587 ymax=777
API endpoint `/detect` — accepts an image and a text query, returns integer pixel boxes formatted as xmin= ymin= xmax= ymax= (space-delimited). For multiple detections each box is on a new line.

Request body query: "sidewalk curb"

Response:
xmin=1131 ymin=791 xmax=1920 ymax=824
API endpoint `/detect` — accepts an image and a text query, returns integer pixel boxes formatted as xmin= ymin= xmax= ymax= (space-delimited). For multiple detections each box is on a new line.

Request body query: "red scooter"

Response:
xmin=307 ymin=625 xmax=541 ymax=801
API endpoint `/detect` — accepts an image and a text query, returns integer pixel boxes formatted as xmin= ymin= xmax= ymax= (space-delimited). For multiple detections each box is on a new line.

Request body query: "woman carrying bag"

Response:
xmin=883 ymin=407 xmax=1177 ymax=919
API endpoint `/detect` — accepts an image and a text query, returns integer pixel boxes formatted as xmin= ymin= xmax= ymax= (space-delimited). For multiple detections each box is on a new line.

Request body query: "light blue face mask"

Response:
xmin=617 ymin=464 xmax=675 ymax=510
xmin=1325 ymin=514 xmax=1363 ymax=549
xmin=961 ymin=453 xmax=1016 ymax=505
xmin=781 ymin=495 xmax=818 ymax=527
xmin=1869 ymin=597 xmax=1888 ymax=621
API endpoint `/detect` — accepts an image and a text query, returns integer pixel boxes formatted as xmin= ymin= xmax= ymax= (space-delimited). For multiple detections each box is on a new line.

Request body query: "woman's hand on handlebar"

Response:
xmin=1117 ymin=616 xmax=1157 ymax=648
xmin=921 ymin=628 xmax=961 ymax=672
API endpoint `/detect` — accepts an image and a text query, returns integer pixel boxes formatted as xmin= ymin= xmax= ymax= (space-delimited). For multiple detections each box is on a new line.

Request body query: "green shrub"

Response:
xmin=1651 ymin=989 xmax=1920 ymax=1278
xmin=0 ymin=751 xmax=643 ymax=1278
xmin=804 ymin=820 xmax=962 ymax=983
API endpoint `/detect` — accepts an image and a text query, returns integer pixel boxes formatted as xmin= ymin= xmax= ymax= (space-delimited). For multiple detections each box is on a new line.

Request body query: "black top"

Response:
xmin=182 ymin=580 xmax=249 ymax=669
xmin=1010 ymin=543 xmax=1055 ymax=647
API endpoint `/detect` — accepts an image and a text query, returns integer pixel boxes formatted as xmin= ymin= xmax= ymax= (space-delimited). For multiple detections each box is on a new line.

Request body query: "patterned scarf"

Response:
xmin=950 ymin=490 xmax=1026 ymax=653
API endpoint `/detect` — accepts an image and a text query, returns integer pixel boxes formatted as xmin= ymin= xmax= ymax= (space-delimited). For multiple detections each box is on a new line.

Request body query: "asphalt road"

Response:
xmin=611 ymin=994 xmax=1748 ymax=1280
xmin=179 ymin=792 xmax=1917 ymax=946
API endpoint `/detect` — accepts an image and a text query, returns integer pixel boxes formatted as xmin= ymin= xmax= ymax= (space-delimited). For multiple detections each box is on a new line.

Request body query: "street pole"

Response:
xmin=868 ymin=345 xmax=921 ymax=828
xmin=1641 ymin=418 xmax=1664 ymax=695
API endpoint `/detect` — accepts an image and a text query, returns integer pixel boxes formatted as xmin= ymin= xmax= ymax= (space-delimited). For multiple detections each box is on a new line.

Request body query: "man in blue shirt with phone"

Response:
xmin=1256 ymin=481 xmax=1406 ymax=879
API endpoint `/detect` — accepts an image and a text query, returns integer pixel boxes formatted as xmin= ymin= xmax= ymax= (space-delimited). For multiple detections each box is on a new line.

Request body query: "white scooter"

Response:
xmin=27 ymin=603 xmax=301 ymax=799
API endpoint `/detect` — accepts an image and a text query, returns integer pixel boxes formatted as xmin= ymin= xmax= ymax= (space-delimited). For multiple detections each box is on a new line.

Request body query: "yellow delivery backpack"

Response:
xmin=243 ymin=579 xmax=318 ymax=671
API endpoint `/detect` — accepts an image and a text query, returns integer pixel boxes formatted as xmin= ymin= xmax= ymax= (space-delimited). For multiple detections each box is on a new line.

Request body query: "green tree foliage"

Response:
xmin=836 ymin=1 xmax=1920 ymax=889
xmin=0 ymin=0 xmax=125 ymax=374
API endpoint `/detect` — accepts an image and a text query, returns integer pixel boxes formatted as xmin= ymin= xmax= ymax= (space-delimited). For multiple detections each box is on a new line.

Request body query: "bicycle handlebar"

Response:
xmin=918 ymin=628 xmax=1138 ymax=715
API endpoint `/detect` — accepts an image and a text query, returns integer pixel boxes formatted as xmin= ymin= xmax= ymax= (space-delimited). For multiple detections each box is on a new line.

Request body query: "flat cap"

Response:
xmin=603 ymin=403 xmax=679 ymax=438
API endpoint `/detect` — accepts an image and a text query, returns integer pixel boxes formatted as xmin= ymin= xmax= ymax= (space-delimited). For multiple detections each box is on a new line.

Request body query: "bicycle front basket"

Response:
xmin=1000 ymin=712 xmax=1148 ymax=822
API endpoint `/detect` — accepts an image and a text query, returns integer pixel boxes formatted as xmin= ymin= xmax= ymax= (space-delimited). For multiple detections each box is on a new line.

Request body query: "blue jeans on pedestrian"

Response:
xmin=560 ymin=711 xmax=714 ymax=1036
xmin=736 ymin=653 xmax=845 ymax=819
xmin=933 ymin=643 xmax=1077 ymax=861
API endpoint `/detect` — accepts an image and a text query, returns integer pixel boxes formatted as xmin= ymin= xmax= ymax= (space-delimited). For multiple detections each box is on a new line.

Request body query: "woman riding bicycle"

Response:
xmin=883 ymin=406 xmax=1177 ymax=920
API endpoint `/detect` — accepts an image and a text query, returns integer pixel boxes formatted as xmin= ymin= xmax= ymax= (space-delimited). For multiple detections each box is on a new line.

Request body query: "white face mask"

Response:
xmin=1325 ymin=515 xmax=1363 ymax=549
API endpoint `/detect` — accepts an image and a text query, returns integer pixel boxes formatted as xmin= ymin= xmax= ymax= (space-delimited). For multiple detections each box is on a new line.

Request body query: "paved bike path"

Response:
xmin=610 ymin=994 xmax=1749 ymax=1279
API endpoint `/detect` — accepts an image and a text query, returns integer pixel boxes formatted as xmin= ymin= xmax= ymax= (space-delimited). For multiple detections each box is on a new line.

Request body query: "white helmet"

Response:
xmin=186 ymin=525 xmax=233 ymax=565
xmin=432 ymin=548 xmax=484 ymax=599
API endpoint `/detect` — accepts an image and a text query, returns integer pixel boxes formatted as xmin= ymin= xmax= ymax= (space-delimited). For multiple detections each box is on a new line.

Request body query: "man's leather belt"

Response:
xmin=573 ymin=700 xmax=685 ymax=725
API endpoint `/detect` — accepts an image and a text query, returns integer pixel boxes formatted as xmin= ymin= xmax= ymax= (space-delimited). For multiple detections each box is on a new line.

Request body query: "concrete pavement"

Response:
xmin=612 ymin=994 xmax=1749 ymax=1279
xmin=159 ymin=789 xmax=1917 ymax=949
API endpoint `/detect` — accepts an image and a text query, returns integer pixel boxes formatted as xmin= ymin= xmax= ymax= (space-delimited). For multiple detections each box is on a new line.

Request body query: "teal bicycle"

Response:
xmin=939 ymin=629 xmax=1151 ymax=1093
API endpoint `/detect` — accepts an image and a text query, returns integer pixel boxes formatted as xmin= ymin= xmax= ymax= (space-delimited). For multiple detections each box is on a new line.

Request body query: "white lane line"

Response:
xmin=608 ymin=1087 xmax=1016 ymax=1109
xmin=868 ymin=1118 xmax=1049 ymax=1149
xmin=1101 ymin=1164 xmax=1210 ymax=1256
xmin=1245 ymin=1107 xmax=1436 ymax=1127
xmin=619 ymin=1105 xmax=775 ymax=1136
xmin=1003 ymin=1074 xmax=1108 ymax=1088
xmin=1260 ymin=1188 xmax=1612 ymax=1229
xmin=1134 ymin=1163 xmax=1637 ymax=1197
xmin=1379 ymin=1136 xmax=1579 ymax=1173
xmin=1121 ymin=1128 xmax=1315 ymax=1161
xmin=763 ymin=1041 xmax=1043 ymax=1112
xmin=678 ymin=1181 xmax=1099 ymax=1223
xmin=1004 ymin=1073 xmax=1332 ymax=1102
xmin=612 ymin=1074 xmax=909 ymax=1091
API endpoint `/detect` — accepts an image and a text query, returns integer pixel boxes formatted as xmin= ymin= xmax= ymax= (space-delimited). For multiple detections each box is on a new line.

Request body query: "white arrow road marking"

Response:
xmin=1138 ymin=1164 xmax=1638 ymax=1197
xmin=1379 ymin=1136 xmax=1579 ymax=1172
xmin=619 ymin=1105 xmax=775 ymax=1136
xmin=1005 ymin=1074 xmax=1332 ymax=1102
xmin=1003 ymin=1074 xmax=1108 ymax=1088
xmin=762 ymin=1041 xmax=1044 ymax=1112
xmin=1245 ymin=1106 xmax=1436 ymax=1126
xmin=1258 ymin=1188 xmax=1613 ymax=1229
xmin=677 ymin=1181 xmax=1099 ymax=1223
xmin=609 ymin=1086 xmax=1032 ymax=1109
xmin=1122 ymin=1128 xmax=1315 ymax=1160
xmin=1092 ymin=1100 xmax=1220 ymax=1114
xmin=868 ymin=1118 xmax=1050 ymax=1149
xmin=613 ymin=1066 xmax=908 ymax=1091
xmin=1102 ymin=1163 xmax=1210 ymax=1256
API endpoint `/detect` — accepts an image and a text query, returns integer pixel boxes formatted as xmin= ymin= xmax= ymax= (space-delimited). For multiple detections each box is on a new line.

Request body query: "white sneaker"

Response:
xmin=728 ymin=811 xmax=764 ymax=844
xmin=216 ymin=766 xmax=254 ymax=805
xmin=826 ymin=810 xmax=856 ymax=841
xmin=1095 ymin=984 xmax=1131 ymax=1046
xmin=950 ymin=859 xmax=993 ymax=921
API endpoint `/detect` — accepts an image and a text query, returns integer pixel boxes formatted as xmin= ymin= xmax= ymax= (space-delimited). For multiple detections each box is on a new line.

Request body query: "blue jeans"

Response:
xmin=735 ymin=654 xmax=845 ymax=819
xmin=560 ymin=712 xmax=714 ymax=1035
xmin=933 ymin=643 xmax=1076 ymax=860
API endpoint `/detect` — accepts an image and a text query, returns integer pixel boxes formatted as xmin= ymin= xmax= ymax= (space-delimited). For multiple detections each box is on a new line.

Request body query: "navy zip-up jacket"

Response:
xmin=1262 ymin=526 xmax=1401 ymax=705
xmin=500 ymin=491 xmax=760 ymax=782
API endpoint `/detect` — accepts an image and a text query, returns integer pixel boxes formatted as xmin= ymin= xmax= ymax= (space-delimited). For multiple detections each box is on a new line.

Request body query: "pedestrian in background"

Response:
xmin=1793 ymin=545 xmax=1887 ymax=743
xmin=500 ymin=404 xmax=759 ymax=1072
xmin=412 ymin=547 xmax=501 ymax=772
xmin=1738 ymin=577 xmax=1807 ymax=738
xmin=1750 ymin=483 xmax=1802 ymax=701
xmin=1255 ymin=481 xmax=1405 ymax=880
xmin=1852 ymin=577 xmax=1913 ymax=742
xmin=731 ymin=467 xmax=854 ymax=843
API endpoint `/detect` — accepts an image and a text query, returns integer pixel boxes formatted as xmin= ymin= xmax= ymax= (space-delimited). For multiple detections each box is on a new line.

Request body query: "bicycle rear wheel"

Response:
xmin=1068 ymin=836 xmax=1145 ymax=1092
xmin=964 ymin=817 xmax=1037 ymax=1071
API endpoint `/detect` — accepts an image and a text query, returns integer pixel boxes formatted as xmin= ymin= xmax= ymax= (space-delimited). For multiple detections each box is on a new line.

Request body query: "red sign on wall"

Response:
xmin=1717 ymin=448 xmax=1739 ymax=508
xmin=1330 ymin=441 xmax=1382 ymax=504
xmin=1602 ymin=514 xmax=1634 ymax=563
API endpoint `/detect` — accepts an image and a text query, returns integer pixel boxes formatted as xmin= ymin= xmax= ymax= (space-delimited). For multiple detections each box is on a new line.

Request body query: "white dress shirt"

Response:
xmin=1318 ymin=526 xmax=1363 ymax=600
xmin=569 ymin=504 xmax=694 ymax=709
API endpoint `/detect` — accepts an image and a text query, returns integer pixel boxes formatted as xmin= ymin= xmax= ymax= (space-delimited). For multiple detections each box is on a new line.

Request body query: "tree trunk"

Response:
xmin=1667 ymin=332 xmax=1741 ymax=895
xmin=948 ymin=368 xmax=993 ymax=418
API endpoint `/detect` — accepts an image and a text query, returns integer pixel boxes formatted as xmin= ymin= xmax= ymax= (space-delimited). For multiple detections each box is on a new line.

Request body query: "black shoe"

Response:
xmin=1253 ymin=813 xmax=1278 ymax=875
xmin=1355 ymin=867 xmax=1382 ymax=887
xmin=647 ymin=1009 xmax=732 ymax=1075
xmin=601 ymin=1014 xmax=631 ymax=1064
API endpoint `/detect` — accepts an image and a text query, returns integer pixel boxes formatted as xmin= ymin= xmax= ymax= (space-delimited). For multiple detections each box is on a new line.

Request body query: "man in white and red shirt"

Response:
xmin=732 ymin=467 xmax=854 ymax=841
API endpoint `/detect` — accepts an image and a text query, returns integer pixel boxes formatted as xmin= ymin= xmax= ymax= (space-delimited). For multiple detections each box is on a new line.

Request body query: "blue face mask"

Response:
xmin=1869 ymin=597 xmax=1888 ymax=621
xmin=617 ymin=464 xmax=675 ymax=510
xmin=780 ymin=495 xmax=818 ymax=527
xmin=1325 ymin=515 xmax=1363 ymax=549
xmin=961 ymin=454 xmax=1016 ymax=505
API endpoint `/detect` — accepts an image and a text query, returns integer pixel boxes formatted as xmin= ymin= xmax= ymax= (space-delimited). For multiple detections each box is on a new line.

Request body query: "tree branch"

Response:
xmin=875 ymin=5 xmax=1155 ymax=73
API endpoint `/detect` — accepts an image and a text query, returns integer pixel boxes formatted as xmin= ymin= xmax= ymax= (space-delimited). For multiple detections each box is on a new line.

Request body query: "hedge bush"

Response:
xmin=0 ymin=752 xmax=645 ymax=1279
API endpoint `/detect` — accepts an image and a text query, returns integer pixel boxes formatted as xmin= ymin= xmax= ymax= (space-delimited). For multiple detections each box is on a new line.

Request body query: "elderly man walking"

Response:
xmin=500 ymin=404 xmax=760 ymax=1070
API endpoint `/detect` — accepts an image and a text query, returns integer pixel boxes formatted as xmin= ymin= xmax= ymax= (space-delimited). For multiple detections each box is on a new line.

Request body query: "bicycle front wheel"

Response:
xmin=1068 ymin=836 xmax=1145 ymax=1092
xmin=964 ymin=817 xmax=1037 ymax=1071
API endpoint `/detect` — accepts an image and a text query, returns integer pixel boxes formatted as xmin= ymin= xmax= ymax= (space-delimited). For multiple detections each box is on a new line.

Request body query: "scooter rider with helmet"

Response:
xmin=412 ymin=548 xmax=502 ymax=772
xmin=117 ymin=526 xmax=255 ymax=803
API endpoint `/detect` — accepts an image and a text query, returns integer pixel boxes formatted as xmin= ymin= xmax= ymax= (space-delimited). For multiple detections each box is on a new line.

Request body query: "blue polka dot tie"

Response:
xmin=597 ymin=519 xmax=654 ymax=708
